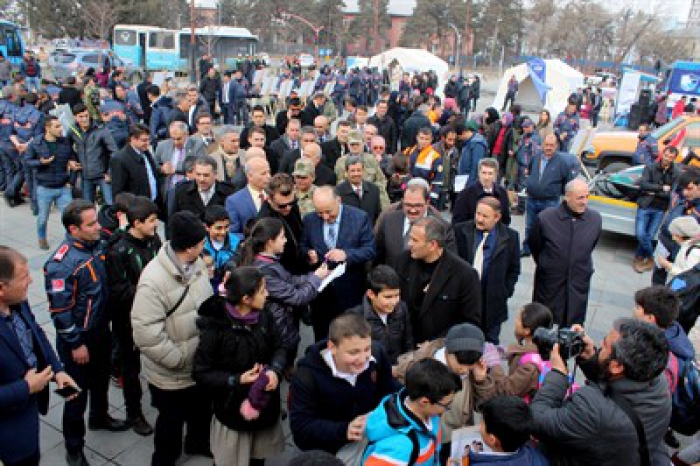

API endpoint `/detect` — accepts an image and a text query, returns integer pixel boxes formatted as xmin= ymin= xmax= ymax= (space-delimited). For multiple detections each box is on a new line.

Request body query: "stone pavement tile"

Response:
xmin=39 ymin=422 xmax=64 ymax=454
xmin=40 ymin=443 xmax=111 ymax=466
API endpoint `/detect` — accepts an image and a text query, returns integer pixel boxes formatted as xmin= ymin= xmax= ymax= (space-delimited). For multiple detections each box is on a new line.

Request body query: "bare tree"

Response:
xmin=80 ymin=0 xmax=121 ymax=39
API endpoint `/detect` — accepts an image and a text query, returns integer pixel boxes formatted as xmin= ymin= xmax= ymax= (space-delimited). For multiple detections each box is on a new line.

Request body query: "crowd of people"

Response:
xmin=2 ymin=48 xmax=700 ymax=466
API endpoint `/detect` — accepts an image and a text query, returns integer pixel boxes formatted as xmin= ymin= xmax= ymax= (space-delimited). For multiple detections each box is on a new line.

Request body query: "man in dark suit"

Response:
xmin=225 ymin=155 xmax=271 ymax=238
xmin=336 ymin=155 xmax=382 ymax=224
xmin=374 ymin=178 xmax=456 ymax=270
xmin=452 ymin=157 xmax=512 ymax=226
xmin=110 ymin=125 xmax=162 ymax=205
xmin=154 ymin=121 xmax=206 ymax=195
xmin=276 ymin=97 xmax=303 ymax=135
xmin=321 ymin=120 xmax=351 ymax=171
xmin=165 ymin=91 xmax=191 ymax=132
xmin=240 ymin=106 xmax=280 ymax=150
xmin=454 ymin=197 xmax=521 ymax=344
xmin=397 ymin=216 xmax=481 ymax=343
xmin=300 ymin=92 xmax=326 ymax=127
xmin=0 ymin=247 xmax=77 ymax=466
xmin=302 ymin=186 xmax=376 ymax=341
xmin=136 ymin=74 xmax=153 ymax=124
xmin=269 ymin=118 xmax=300 ymax=172
xmin=279 ymin=127 xmax=317 ymax=174
xmin=219 ymin=72 xmax=235 ymax=125
xmin=170 ymin=155 xmax=235 ymax=220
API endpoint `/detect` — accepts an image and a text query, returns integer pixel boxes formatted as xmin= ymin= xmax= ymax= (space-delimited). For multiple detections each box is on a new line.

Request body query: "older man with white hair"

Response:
xmin=225 ymin=155 xmax=271 ymax=238
xmin=154 ymin=120 xmax=206 ymax=192
xmin=529 ymin=178 xmax=602 ymax=326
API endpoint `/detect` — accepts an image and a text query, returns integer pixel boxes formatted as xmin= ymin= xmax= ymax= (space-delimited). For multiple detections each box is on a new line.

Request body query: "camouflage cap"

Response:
xmin=293 ymin=157 xmax=315 ymax=177
xmin=347 ymin=129 xmax=363 ymax=144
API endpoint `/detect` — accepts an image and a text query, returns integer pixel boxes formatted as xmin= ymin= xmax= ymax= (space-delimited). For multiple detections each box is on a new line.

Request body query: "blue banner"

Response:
xmin=527 ymin=58 xmax=550 ymax=104
xmin=669 ymin=64 xmax=700 ymax=97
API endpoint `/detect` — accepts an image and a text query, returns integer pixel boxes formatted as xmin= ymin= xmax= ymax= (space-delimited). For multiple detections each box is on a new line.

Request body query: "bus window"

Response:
xmin=149 ymin=32 xmax=158 ymax=48
xmin=5 ymin=29 xmax=21 ymax=57
xmin=115 ymin=29 xmax=137 ymax=46
xmin=162 ymin=33 xmax=175 ymax=49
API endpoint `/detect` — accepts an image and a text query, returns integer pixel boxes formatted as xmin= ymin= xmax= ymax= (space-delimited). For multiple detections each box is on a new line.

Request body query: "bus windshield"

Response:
xmin=114 ymin=29 xmax=137 ymax=46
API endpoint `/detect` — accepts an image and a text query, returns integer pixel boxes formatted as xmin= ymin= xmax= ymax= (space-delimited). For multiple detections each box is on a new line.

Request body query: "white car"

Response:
xmin=298 ymin=54 xmax=315 ymax=68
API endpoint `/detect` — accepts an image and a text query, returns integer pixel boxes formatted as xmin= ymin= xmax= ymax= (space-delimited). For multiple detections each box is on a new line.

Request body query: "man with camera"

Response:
xmin=530 ymin=318 xmax=671 ymax=465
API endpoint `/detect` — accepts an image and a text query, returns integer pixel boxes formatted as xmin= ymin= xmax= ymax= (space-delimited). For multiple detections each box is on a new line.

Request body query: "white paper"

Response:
xmin=450 ymin=426 xmax=492 ymax=464
xmin=454 ymin=174 xmax=470 ymax=192
xmin=318 ymin=262 xmax=346 ymax=293
xmin=654 ymin=242 xmax=669 ymax=268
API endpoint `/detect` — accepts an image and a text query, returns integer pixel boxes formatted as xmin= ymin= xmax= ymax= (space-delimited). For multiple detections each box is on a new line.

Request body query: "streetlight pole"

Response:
xmin=189 ymin=0 xmax=197 ymax=83
xmin=448 ymin=23 xmax=462 ymax=76
xmin=279 ymin=11 xmax=324 ymax=58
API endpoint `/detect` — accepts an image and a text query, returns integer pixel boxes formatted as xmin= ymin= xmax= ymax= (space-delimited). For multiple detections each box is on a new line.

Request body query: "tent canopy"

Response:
xmin=492 ymin=59 xmax=585 ymax=115
xmin=368 ymin=47 xmax=449 ymax=95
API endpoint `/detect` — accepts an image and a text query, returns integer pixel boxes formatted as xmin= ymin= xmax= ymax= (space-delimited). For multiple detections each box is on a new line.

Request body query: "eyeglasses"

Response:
xmin=276 ymin=199 xmax=297 ymax=209
xmin=433 ymin=399 xmax=453 ymax=410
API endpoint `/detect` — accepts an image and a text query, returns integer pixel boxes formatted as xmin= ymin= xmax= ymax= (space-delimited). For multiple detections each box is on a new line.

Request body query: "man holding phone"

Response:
xmin=0 ymin=246 xmax=78 ymax=466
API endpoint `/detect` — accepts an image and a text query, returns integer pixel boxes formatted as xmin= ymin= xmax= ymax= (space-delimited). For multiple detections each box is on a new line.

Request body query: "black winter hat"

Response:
xmin=168 ymin=211 xmax=207 ymax=251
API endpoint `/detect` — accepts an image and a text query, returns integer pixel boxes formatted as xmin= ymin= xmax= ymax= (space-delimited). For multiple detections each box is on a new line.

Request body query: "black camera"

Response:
xmin=533 ymin=327 xmax=585 ymax=361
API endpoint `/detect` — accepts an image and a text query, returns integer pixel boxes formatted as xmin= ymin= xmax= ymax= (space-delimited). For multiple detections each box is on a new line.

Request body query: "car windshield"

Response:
xmin=651 ymin=118 xmax=684 ymax=140
xmin=55 ymin=54 xmax=76 ymax=64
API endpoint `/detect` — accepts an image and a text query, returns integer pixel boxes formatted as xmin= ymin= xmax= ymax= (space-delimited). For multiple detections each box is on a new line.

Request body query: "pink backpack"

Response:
xmin=518 ymin=352 xmax=580 ymax=403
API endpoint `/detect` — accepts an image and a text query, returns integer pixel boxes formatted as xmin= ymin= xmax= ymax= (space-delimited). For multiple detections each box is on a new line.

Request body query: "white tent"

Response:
xmin=492 ymin=59 xmax=584 ymax=115
xmin=368 ymin=47 xmax=449 ymax=95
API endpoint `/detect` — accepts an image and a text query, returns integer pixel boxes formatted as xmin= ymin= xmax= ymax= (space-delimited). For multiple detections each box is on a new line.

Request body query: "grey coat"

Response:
xmin=154 ymin=137 xmax=206 ymax=192
xmin=532 ymin=357 xmax=671 ymax=466
xmin=68 ymin=124 xmax=118 ymax=180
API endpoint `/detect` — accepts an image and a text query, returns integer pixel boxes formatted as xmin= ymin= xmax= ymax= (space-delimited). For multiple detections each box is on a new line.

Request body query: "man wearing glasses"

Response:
xmin=258 ymin=173 xmax=308 ymax=274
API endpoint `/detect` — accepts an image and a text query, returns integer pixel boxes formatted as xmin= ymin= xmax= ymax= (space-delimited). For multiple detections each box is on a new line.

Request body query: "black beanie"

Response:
xmin=168 ymin=211 xmax=207 ymax=251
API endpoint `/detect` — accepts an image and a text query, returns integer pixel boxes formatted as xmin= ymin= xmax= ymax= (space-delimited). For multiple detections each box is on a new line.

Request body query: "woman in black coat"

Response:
xmin=193 ymin=266 xmax=290 ymax=465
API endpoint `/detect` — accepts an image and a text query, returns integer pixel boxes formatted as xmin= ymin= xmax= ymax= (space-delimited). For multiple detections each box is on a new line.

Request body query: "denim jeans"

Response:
xmin=25 ymin=76 xmax=40 ymax=93
xmin=36 ymin=185 xmax=72 ymax=240
xmin=635 ymin=207 xmax=664 ymax=258
xmin=523 ymin=197 xmax=560 ymax=253
xmin=82 ymin=177 xmax=112 ymax=205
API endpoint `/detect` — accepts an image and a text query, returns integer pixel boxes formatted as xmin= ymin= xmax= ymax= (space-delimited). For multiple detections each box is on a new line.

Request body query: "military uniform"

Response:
xmin=334 ymin=152 xmax=390 ymax=211
xmin=553 ymin=110 xmax=580 ymax=152
xmin=44 ymin=236 xmax=116 ymax=454
xmin=296 ymin=186 xmax=317 ymax=217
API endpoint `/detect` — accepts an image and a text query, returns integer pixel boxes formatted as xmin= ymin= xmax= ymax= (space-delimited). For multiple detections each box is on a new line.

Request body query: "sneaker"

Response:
xmin=632 ymin=256 xmax=646 ymax=273
xmin=38 ymin=239 xmax=49 ymax=250
xmin=128 ymin=415 xmax=154 ymax=436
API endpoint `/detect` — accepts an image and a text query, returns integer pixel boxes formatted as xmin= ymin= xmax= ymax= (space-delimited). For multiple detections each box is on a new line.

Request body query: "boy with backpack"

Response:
xmin=633 ymin=285 xmax=696 ymax=449
xmin=363 ymin=358 xmax=461 ymax=465
xmin=347 ymin=265 xmax=414 ymax=365
xmin=468 ymin=395 xmax=549 ymax=465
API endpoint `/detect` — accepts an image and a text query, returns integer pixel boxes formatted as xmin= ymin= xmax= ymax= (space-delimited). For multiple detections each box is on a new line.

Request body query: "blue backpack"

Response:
xmin=668 ymin=352 xmax=700 ymax=436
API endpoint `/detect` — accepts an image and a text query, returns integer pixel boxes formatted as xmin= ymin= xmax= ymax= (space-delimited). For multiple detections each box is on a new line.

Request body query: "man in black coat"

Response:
xmin=300 ymin=93 xmax=326 ymax=127
xmin=257 ymin=172 xmax=308 ymax=274
xmin=165 ymin=92 xmax=191 ymax=132
xmin=336 ymin=155 xmax=382 ymax=225
xmin=170 ymin=154 xmax=235 ymax=220
xmin=529 ymin=179 xmax=602 ymax=327
xmin=198 ymin=68 xmax=221 ymax=116
xmin=452 ymin=157 xmax=511 ymax=226
xmin=400 ymin=105 xmax=431 ymax=150
xmin=321 ymin=120 xmax=351 ymax=171
xmin=240 ymin=106 xmax=280 ymax=150
xmin=454 ymin=197 xmax=520 ymax=344
xmin=57 ymin=77 xmax=82 ymax=109
xmin=110 ymin=125 xmax=162 ymax=204
xmin=367 ymin=100 xmax=398 ymax=155
xmin=136 ymin=74 xmax=153 ymax=124
xmin=397 ymin=216 xmax=481 ymax=343
xmin=275 ymin=97 xmax=303 ymax=135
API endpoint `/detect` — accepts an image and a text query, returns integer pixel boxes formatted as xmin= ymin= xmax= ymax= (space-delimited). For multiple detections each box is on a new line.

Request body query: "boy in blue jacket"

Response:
xmin=363 ymin=358 xmax=461 ymax=465
xmin=203 ymin=205 xmax=240 ymax=291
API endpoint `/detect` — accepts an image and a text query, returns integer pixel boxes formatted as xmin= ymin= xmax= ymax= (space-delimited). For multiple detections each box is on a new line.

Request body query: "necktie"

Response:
xmin=9 ymin=312 xmax=37 ymax=368
xmin=326 ymin=223 xmax=337 ymax=249
xmin=474 ymin=232 xmax=489 ymax=279
xmin=258 ymin=192 xmax=266 ymax=211
xmin=292 ymin=140 xmax=298 ymax=150
xmin=540 ymin=157 xmax=548 ymax=176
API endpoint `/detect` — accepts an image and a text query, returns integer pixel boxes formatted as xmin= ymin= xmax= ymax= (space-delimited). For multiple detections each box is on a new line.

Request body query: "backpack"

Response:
xmin=669 ymin=253 xmax=700 ymax=333
xmin=518 ymin=352 xmax=580 ymax=403
xmin=668 ymin=352 xmax=700 ymax=435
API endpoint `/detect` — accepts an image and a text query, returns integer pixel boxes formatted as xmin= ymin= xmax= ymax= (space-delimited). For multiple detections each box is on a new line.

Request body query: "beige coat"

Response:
xmin=131 ymin=244 xmax=213 ymax=390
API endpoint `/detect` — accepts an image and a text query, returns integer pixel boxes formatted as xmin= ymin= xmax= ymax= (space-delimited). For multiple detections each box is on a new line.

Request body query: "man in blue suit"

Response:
xmin=219 ymin=72 xmax=236 ymax=125
xmin=302 ymin=186 xmax=376 ymax=341
xmin=0 ymin=246 xmax=77 ymax=466
xmin=225 ymin=153 xmax=271 ymax=239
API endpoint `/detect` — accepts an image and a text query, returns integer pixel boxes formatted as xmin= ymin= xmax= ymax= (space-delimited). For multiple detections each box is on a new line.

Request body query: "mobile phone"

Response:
xmin=55 ymin=385 xmax=81 ymax=398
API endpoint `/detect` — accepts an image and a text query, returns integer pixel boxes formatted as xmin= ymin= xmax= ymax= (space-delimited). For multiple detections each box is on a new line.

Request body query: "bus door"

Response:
xmin=0 ymin=24 xmax=24 ymax=66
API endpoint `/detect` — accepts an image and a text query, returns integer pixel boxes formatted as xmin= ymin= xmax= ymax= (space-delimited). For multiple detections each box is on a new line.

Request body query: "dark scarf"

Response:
xmin=226 ymin=302 xmax=260 ymax=325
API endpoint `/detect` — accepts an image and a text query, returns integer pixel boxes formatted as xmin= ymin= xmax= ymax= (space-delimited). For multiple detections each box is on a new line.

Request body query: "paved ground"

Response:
xmin=2 ymin=187 xmax=685 ymax=465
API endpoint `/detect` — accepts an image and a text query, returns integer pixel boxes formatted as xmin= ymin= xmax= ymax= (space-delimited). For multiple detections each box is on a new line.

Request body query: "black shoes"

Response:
xmin=88 ymin=414 xmax=130 ymax=432
xmin=66 ymin=450 xmax=90 ymax=466
xmin=128 ymin=414 xmax=154 ymax=436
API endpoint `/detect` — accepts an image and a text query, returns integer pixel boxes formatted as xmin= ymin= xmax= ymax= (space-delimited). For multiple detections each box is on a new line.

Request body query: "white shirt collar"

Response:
xmin=321 ymin=348 xmax=375 ymax=387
